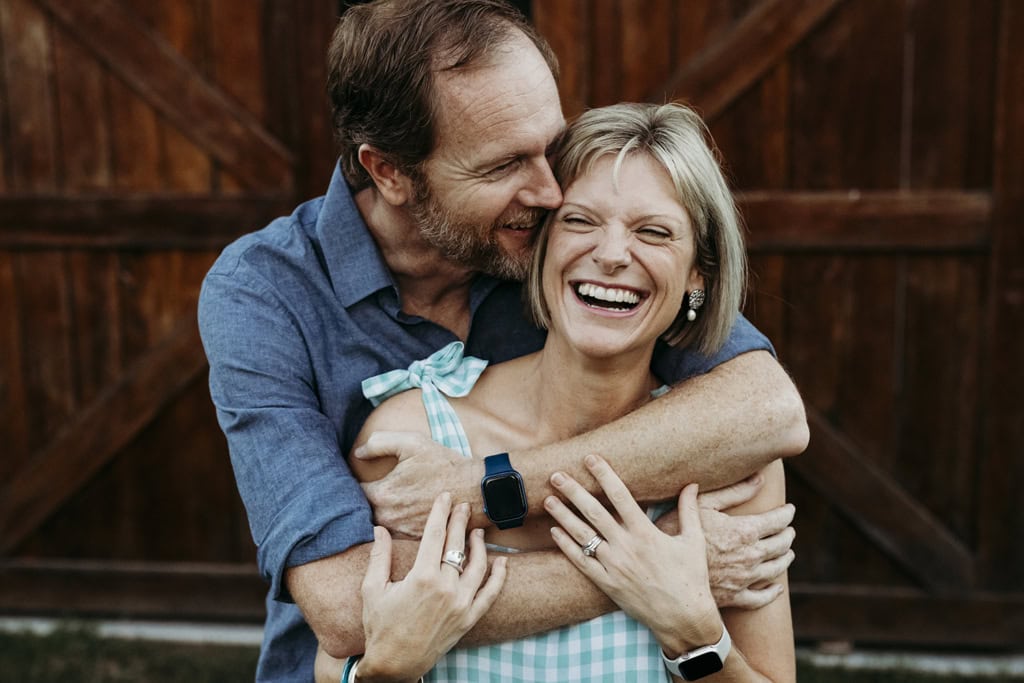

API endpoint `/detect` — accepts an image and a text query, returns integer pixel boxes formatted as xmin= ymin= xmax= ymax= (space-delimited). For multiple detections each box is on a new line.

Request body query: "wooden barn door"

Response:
xmin=0 ymin=0 xmax=339 ymax=621
xmin=533 ymin=0 xmax=1024 ymax=647
xmin=2 ymin=0 xmax=1021 ymax=649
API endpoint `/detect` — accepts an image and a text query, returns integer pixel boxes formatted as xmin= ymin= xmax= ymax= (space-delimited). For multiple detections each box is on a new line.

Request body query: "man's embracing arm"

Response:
xmin=359 ymin=349 xmax=808 ymax=534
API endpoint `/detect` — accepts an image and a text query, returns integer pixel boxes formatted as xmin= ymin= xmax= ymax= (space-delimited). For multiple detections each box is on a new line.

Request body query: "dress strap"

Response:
xmin=361 ymin=341 xmax=487 ymax=458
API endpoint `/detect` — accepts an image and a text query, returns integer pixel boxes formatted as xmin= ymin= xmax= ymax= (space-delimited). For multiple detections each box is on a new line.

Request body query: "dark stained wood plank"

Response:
xmin=790 ymin=409 xmax=974 ymax=593
xmin=31 ymin=0 xmax=293 ymax=191
xmin=532 ymin=0 xmax=589 ymax=117
xmin=0 ymin=252 xmax=30 ymax=480
xmin=789 ymin=0 xmax=904 ymax=190
xmin=832 ymin=257 xmax=900 ymax=460
xmin=0 ymin=314 xmax=207 ymax=554
xmin=655 ymin=0 xmax=844 ymax=120
xmin=0 ymin=0 xmax=58 ymax=191
xmin=108 ymin=73 xmax=164 ymax=191
xmin=906 ymin=0 xmax=997 ymax=189
xmin=13 ymin=251 xmax=76 ymax=454
xmin=66 ymin=251 xmax=122 ymax=405
xmin=262 ymin=0 xmax=339 ymax=197
xmin=978 ymin=0 xmax=1024 ymax=591
xmin=899 ymin=257 xmax=984 ymax=541
xmin=209 ymin=0 xmax=264 ymax=119
xmin=0 ymin=196 xmax=292 ymax=249
xmin=161 ymin=118 xmax=213 ymax=192
xmin=588 ymin=0 xmax=621 ymax=107
xmin=620 ymin=0 xmax=672 ymax=102
xmin=0 ymin=559 xmax=265 ymax=621
xmin=790 ymin=584 xmax=1024 ymax=647
xmin=739 ymin=191 xmax=992 ymax=251
xmin=52 ymin=26 xmax=113 ymax=190
xmin=24 ymin=377 xmax=253 ymax=563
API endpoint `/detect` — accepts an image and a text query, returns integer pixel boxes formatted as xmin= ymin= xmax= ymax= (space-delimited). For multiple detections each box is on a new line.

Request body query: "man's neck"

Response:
xmin=356 ymin=188 xmax=475 ymax=339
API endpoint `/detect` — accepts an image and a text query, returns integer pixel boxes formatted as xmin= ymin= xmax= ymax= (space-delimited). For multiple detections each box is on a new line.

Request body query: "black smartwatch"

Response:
xmin=480 ymin=452 xmax=527 ymax=529
xmin=661 ymin=626 xmax=731 ymax=680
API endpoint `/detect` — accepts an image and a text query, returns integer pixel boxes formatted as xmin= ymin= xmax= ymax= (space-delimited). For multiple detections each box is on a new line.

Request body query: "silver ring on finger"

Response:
xmin=581 ymin=534 xmax=604 ymax=558
xmin=441 ymin=549 xmax=466 ymax=574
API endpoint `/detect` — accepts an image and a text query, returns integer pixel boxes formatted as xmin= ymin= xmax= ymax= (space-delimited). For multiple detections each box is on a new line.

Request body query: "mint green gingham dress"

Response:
xmin=362 ymin=342 xmax=674 ymax=683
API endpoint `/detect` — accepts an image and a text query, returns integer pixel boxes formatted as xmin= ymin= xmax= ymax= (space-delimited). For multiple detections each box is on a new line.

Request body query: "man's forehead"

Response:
xmin=431 ymin=57 xmax=562 ymax=162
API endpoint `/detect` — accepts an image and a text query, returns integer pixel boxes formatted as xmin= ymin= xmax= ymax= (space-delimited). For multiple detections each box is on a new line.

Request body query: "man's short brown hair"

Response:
xmin=328 ymin=0 xmax=559 ymax=191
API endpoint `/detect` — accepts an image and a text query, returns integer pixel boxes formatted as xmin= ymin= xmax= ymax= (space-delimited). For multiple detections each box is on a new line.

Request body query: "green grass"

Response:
xmin=1 ymin=624 xmax=1021 ymax=682
xmin=0 ymin=624 xmax=258 ymax=683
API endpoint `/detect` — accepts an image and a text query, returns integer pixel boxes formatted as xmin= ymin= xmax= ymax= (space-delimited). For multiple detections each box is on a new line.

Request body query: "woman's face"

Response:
xmin=542 ymin=153 xmax=704 ymax=361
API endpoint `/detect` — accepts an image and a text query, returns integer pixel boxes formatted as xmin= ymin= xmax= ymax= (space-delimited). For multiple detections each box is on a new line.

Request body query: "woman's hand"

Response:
xmin=357 ymin=492 xmax=507 ymax=682
xmin=545 ymin=454 xmax=724 ymax=657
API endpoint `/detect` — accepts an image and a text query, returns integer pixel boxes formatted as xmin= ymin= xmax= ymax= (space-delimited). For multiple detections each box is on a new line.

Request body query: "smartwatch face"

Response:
xmin=482 ymin=474 xmax=526 ymax=521
xmin=680 ymin=652 xmax=724 ymax=680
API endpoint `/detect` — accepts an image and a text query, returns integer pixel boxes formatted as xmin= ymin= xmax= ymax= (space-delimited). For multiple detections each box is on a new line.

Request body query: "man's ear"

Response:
xmin=358 ymin=144 xmax=414 ymax=206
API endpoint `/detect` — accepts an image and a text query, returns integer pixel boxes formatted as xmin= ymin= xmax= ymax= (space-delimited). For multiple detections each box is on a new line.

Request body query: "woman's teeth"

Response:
xmin=574 ymin=283 xmax=641 ymax=310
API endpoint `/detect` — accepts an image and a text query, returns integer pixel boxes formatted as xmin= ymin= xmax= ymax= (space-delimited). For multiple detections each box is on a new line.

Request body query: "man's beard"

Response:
xmin=409 ymin=179 xmax=544 ymax=281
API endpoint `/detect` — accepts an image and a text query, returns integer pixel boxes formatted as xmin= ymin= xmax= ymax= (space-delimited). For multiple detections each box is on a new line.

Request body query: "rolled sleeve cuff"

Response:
xmin=258 ymin=496 xmax=375 ymax=604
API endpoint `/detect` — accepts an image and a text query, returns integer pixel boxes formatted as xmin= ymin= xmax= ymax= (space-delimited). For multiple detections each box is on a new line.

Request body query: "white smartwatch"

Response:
xmin=661 ymin=625 xmax=731 ymax=680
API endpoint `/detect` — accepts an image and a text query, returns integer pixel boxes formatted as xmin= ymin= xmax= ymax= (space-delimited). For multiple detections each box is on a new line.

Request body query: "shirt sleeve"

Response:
xmin=198 ymin=267 xmax=373 ymax=603
xmin=651 ymin=313 xmax=776 ymax=384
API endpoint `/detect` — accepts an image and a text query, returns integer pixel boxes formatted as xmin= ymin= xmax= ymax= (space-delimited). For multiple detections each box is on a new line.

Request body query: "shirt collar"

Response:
xmin=316 ymin=161 xmax=506 ymax=314
xmin=316 ymin=162 xmax=395 ymax=307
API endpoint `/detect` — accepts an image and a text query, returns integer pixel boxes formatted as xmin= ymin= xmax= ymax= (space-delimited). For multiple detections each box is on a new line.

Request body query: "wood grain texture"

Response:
xmin=978 ymin=0 xmax=1024 ymax=591
xmin=32 ymin=0 xmax=292 ymax=191
xmin=0 ymin=315 xmax=206 ymax=554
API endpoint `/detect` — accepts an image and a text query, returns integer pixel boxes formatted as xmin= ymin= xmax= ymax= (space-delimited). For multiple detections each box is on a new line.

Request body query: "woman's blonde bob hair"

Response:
xmin=526 ymin=102 xmax=746 ymax=356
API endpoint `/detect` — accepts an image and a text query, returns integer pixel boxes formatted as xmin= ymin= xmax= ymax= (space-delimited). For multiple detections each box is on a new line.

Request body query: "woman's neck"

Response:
xmin=514 ymin=336 xmax=661 ymax=444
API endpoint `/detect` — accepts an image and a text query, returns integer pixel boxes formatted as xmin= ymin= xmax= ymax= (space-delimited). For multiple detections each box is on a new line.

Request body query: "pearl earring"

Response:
xmin=686 ymin=289 xmax=705 ymax=321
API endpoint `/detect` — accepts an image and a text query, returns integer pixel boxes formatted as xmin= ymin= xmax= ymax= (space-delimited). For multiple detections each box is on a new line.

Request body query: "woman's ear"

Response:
xmin=357 ymin=144 xmax=414 ymax=206
xmin=687 ymin=269 xmax=705 ymax=295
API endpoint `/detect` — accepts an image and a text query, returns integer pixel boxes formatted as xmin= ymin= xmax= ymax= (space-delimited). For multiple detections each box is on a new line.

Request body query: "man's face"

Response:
xmin=411 ymin=32 xmax=565 ymax=280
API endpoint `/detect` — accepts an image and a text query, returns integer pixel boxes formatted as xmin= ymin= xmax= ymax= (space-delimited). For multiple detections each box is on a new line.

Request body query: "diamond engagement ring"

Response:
xmin=581 ymin=534 xmax=604 ymax=557
xmin=442 ymin=549 xmax=466 ymax=574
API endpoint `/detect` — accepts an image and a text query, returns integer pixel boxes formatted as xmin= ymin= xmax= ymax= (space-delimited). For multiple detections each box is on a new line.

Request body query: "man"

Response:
xmin=198 ymin=1 xmax=808 ymax=680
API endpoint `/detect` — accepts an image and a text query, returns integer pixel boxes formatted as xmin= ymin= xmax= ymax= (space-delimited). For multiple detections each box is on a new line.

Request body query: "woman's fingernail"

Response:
xmin=584 ymin=454 xmax=598 ymax=468
xmin=551 ymin=472 xmax=565 ymax=486
xmin=544 ymin=496 xmax=557 ymax=510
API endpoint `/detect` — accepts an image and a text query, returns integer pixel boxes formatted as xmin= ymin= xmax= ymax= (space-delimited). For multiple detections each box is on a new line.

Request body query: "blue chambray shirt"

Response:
xmin=197 ymin=163 xmax=773 ymax=682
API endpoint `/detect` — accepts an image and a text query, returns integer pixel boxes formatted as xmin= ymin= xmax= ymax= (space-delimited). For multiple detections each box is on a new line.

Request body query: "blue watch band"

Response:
xmin=484 ymin=452 xmax=513 ymax=477
xmin=481 ymin=452 xmax=527 ymax=529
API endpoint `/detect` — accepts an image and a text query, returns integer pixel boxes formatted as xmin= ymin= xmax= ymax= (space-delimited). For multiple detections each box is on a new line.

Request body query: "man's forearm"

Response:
xmin=291 ymin=540 xmax=613 ymax=659
xmin=498 ymin=350 xmax=807 ymax=525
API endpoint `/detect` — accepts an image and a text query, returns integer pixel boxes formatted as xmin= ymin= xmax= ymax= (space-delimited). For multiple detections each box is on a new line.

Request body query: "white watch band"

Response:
xmin=660 ymin=625 xmax=732 ymax=680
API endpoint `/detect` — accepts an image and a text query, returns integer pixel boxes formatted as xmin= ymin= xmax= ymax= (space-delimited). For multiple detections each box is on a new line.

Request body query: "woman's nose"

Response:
xmin=591 ymin=228 xmax=632 ymax=271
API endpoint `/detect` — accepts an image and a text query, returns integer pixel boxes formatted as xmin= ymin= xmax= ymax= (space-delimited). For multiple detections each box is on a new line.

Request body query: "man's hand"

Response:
xmin=355 ymin=431 xmax=481 ymax=537
xmin=655 ymin=473 xmax=795 ymax=610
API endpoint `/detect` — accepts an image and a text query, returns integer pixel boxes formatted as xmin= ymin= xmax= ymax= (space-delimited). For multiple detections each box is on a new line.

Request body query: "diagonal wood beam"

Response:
xmin=31 ymin=0 xmax=294 ymax=191
xmin=652 ymin=0 xmax=845 ymax=120
xmin=0 ymin=313 xmax=207 ymax=555
xmin=789 ymin=408 xmax=975 ymax=593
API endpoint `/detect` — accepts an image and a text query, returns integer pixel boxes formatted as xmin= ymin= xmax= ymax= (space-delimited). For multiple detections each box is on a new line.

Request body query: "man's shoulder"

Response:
xmin=206 ymin=196 xmax=325 ymax=282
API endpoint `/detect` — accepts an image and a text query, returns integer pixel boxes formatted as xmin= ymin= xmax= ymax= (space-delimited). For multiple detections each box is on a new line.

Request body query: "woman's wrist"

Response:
xmin=656 ymin=607 xmax=725 ymax=659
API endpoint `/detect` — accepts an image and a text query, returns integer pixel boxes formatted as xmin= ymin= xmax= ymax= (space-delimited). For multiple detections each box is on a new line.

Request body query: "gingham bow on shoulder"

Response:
xmin=361 ymin=341 xmax=488 ymax=457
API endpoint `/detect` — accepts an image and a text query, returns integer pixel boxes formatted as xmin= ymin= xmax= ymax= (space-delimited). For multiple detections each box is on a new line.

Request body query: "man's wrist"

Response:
xmin=463 ymin=457 xmax=489 ymax=527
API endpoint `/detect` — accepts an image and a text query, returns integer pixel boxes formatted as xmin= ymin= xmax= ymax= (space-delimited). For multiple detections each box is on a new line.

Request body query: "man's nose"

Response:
xmin=517 ymin=158 xmax=563 ymax=209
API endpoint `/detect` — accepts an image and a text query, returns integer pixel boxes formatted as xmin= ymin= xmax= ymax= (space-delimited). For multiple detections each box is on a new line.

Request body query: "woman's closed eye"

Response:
xmin=636 ymin=226 xmax=673 ymax=242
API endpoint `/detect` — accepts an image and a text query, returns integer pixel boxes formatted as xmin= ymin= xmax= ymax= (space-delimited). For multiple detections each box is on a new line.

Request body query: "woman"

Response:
xmin=319 ymin=102 xmax=794 ymax=682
